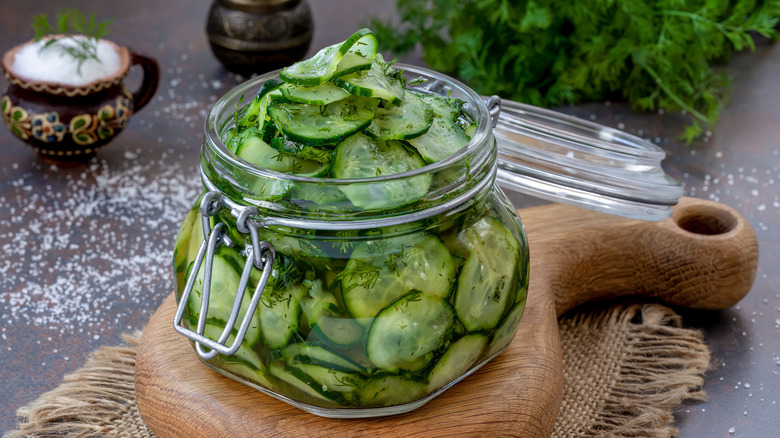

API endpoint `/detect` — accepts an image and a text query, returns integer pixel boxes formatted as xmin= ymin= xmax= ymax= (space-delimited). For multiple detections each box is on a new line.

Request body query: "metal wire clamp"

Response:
xmin=172 ymin=191 xmax=276 ymax=360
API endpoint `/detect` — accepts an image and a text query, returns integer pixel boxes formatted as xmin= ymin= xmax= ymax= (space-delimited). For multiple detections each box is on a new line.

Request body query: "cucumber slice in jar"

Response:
xmin=269 ymin=362 xmax=341 ymax=403
xmin=415 ymin=93 xmax=465 ymax=123
xmin=360 ymin=375 xmax=428 ymax=407
xmin=310 ymin=314 xmax=365 ymax=347
xmin=237 ymin=135 xmax=331 ymax=177
xmin=173 ymin=204 xmax=202 ymax=276
xmin=331 ymin=52 xmax=373 ymax=79
xmin=333 ymin=54 xmax=405 ymax=105
xmin=340 ymin=233 xmax=455 ymax=322
xmin=268 ymin=95 xmax=378 ymax=146
xmin=280 ymin=82 xmax=351 ymax=106
xmin=366 ymin=291 xmax=455 ymax=373
xmin=408 ymin=109 xmax=471 ymax=164
xmin=286 ymin=361 xmax=365 ymax=395
xmin=282 ymin=342 xmax=366 ymax=374
xmin=427 ymin=333 xmax=488 ymax=392
xmin=463 ymin=122 xmax=478 ymax=138
xmin=364 ymin=91 xmax=433 ymax=140
xmin=453 ymin=217 xmax=521 ymax=332
xmin=344 ymin=29 xmax=379 ymax=59
xmin=202 ymin=323 xmax=266 ymax=371
xmin=237 ymin=78 xmax=285 ymax=129
xmin=258 ymin=289 xmax=301 ymax=349
xmin=218 ymin=360 xmax=275 ymax=390
xmin=269 ymin=137 xmax=334 ymax=163
xmin=488 ymin=297 xmax=527 ymax=357
xmin=290 ymin=279 xmax=338 ymax=328
xmin=332 ymin=133 xmax=432 ymax=210
xmin=279 ymin=28 xmax=377 ymax=86
xmin=236 ymin=135 xmax=296 ymax=172
xmin=288 ymin=183 xmax=351 ymax=211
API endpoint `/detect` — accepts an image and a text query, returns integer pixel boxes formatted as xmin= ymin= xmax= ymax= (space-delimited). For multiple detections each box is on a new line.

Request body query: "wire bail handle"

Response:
xmin=173 ymin=191 xmax=276 ymax=360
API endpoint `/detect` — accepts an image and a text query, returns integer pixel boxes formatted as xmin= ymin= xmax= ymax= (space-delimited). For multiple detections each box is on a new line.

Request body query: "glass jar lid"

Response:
xmin=491 ymin=98 xmax=683 ymax=221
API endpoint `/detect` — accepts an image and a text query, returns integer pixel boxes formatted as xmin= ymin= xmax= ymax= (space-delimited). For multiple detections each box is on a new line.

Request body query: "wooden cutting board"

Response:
xmin=135 ymin=197 xmax=758 ymax=437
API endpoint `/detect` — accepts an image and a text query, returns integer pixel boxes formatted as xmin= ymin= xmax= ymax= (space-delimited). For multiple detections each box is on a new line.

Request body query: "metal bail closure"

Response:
xmin=173 ymin=191 xmax=276 ymax=360
xmin=487 ymin=96 xmax=684 ymax=221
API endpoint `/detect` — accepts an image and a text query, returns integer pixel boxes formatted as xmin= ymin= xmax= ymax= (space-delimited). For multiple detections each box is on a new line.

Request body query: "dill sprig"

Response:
xmin=337 ymin=259 xmax=381 ymax=292
xmin=32 ymin=9 xmax=113 ymax=76
xmin=370 ymin=0 xmax=780 ymax=143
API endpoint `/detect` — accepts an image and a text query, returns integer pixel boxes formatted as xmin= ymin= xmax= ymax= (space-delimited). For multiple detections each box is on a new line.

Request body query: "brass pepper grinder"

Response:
xmin=206 ymin=0 xmax=313 ymax=75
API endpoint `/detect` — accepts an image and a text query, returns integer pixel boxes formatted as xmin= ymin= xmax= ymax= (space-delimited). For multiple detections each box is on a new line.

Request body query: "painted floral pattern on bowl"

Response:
xmin=1 ymin=38 xmax=158 ymax=163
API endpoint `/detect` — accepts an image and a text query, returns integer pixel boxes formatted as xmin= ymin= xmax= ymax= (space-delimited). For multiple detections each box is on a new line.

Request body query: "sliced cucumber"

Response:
xmin=416 ymin=93 xmax=465 ymax=122
xmin=269 ymin=95 xmax=378 ymax=146
xmin=269 ymin=362 xmax=339 ymax=403
xmin=359 ymin=375 xmax=428 ymax=407
xmin=224 ymin=125 xmax=261 ymax=154
xmin=488 ymin=297 xmax=527 ymax=357
xmin=344 ymin=29 xmax=378 ymax=59
xmin=269 ymin=137 xmax=334 ymax=163
xmin=202 ymin=322 xmax=265 ymax=371
xmin=366 ymin=291 xmax=455 ymax=373
xmin=238 ymin=78 xmax=285 ymax=129
xmin=236 ymin=173 xmax=293 ymax=201
xmin=341 ymin=233 xmax=455 ymax=322
xmin=334 ymin=54 xmax=405 ymax=105
xmin=222 ymin=127 xmax=243 ymax=154
xmin=288 ymin=183 xmax=351 ymax=210
xmin=427 ymin=334 xmax=488 ymax=392
xmin=453 ymin=217 xmax=520 ymax=332
xmin=281 ymin=82 xmax=350 ymax=106
xmin=293 ymin=158 xmax=331 ymax=177
xmin=258 ymin=289 xmax=301 ymax=349
xmin=237 ymin=135 xmax=331 ymax=177
xmin=464 ymin=122 xmax=478 ymax=138
xmin=186 ymin=248 xmax=261 ymax=346
xmin=218 ymin=360 xmax=274 ymax=389
xmin=331 ymin=52 xmax=373 ymax=79
xmin=236 ymin=135 xmax=296 ymax=172
xmin=282 ymin=342 xmax=366 ymax=374
xmin=279 ymin=28 xmax=376 ymax=86
xmin=287 ymin=362 xmax=365 ymax=394
xmin=408 ymin=112 xmax=471 ymax=164
xmin=332 ymin=134 xmax=432 ymax=210
xmin=173 ymin=204 xmax=201 ymax=276
xmin=310 ymin=314 xmax=365 ymax=347
xmin=364 ymin=91 xmax=433 ymax=140
xmin=291 ymin=280 xmax=339 ymax=329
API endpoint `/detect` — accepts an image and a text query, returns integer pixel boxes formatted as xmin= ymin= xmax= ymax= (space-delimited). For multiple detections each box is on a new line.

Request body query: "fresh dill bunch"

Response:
xmin=32 ymin=9 xmax=113 ymax=75
xmin=370 ymin=0 xmax=780 ymax=143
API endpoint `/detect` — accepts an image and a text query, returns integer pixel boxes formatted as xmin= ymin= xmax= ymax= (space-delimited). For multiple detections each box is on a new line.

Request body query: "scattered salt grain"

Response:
xmin=12 ymin=37 xmax=122 ymax=86
xmin=0 ymin=158 xmax=200 ymax=334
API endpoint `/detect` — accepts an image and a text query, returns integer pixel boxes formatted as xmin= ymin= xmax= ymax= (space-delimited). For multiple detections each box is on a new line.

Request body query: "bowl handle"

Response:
xmin=128 ymin=51 xmax=160 ymax=113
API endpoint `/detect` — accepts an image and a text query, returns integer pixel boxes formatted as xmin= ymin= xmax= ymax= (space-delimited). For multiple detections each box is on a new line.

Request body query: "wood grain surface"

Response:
xmin=135 ymin=197 xmax=758 ymax=437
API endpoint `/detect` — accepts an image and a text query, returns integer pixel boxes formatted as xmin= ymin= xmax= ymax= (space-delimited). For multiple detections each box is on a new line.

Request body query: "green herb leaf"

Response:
xmin=370 ymin=0 xmax=780 ymax=143
xmin=31 ymin=9 xmax=113 ymax=76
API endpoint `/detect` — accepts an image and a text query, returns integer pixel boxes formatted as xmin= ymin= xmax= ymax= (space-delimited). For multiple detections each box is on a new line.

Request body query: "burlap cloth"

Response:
xmin=5 ymin=303 xmax=709 ymax=437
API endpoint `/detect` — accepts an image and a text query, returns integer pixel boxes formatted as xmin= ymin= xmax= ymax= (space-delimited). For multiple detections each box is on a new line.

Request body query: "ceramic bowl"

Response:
xmin=1 ymin=38 xmax=159 ymax=163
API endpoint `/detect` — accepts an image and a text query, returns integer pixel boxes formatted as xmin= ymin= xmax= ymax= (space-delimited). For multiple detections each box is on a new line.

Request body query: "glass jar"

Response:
xmin=172 ymin=64 xmax=682 ymax=418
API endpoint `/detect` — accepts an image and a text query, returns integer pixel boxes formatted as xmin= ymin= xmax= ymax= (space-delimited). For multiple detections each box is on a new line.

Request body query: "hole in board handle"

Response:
xmin=676 ymin=205 xmax=738 ymax=236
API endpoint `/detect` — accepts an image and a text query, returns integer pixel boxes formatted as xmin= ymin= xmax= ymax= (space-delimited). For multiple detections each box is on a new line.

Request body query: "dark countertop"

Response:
xmin=1 ymin=1 xmax=778 ymax=436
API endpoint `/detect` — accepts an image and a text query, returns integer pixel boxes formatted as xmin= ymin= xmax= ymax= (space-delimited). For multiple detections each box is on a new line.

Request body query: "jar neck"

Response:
xmin=200 ymin=65 xmax=496 ymax=226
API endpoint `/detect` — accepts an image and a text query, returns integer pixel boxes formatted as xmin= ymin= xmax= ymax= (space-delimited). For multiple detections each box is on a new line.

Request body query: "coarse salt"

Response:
xmin=0 ymin=157 xmax=200 ymax=333
xmin=12 ymin=36 xmax=121 ymax=86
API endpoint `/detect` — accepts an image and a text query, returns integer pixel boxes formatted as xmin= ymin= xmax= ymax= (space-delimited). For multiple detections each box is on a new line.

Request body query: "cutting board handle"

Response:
xmin=523 ymin=196 xmax=759 ymax=316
